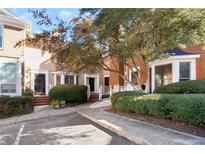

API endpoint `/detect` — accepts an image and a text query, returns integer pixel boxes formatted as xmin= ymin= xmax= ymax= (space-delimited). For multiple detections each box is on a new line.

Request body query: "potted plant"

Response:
xmin=60 ymin=101 xmax=66 ymax=108
xmin=50 ymin=100 xmax=60 ymax=109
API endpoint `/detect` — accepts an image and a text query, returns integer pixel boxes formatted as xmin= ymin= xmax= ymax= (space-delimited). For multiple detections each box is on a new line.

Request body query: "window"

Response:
xmin=179 ymin=62 xmax=190 ymax=81
xmin=0 ymin=24 xmax=3 ymax=48
xmin=64 ymin=75 xmax=74 ymax=84
xmin=104 ymin=77 xmax=109 ymax=86
xmin=0 ymin=62 xmax=17 ymax=93
xmin=56 ymin=75 xmax=61 ymax=85
xmin=155 ymin=64 xmax=172 ymax=88
xmin=131 ymin=70 xmax=138 ymax=85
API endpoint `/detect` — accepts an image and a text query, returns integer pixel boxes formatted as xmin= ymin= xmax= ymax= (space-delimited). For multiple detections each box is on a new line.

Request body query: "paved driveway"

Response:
xmin=0 ymin=113 xmax=132 ymax=145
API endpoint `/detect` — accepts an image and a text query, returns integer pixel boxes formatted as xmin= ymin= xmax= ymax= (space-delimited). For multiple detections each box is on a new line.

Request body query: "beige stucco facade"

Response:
xmin=0 ymin=9 xmax=28 ymax=96
xmin=0 ymin=9 xmax=109 ymax=96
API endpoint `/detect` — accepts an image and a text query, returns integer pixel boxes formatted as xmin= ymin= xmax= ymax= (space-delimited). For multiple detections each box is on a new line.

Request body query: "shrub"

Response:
xmin=22 ymin=87 xmax=34 ymax=97
xmin=49 ymin=84 xmax=88 ymax=104
xmin=154 ymin=80 xmax=205 ymax=94
xmin=111 ymin=91 xmax=144 ymax=106
xmin=113 ymin=94 xmax=205 ymax=127
xmin=50 ymin=100 xmax=60 ymax=108
xmin=0 ymin=96 xmax=34 ymax=119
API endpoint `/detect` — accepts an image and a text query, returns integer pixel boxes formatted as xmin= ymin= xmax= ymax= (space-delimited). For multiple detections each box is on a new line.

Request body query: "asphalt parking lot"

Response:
xmin=0 ymin=113 xmax=132 ymax=145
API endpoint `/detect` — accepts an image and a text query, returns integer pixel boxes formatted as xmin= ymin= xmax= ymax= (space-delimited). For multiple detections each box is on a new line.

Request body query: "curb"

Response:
xmin=77 ymin=110 xmax=149 ymax=145
xmin=103 ymin=110 xmax=205 ymax=142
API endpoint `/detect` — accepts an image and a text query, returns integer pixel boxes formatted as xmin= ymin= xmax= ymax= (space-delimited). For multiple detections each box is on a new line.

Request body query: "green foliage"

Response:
xmin=25 ymin=9 xmax=205 ymax=85
xmin=50 ymin=100 xmax=60 ymax=108
xmin=154 ymin=80 xmax=205 ymax=94
xmin=49 ymin=84 xmax=88 ymax=104
xmin=22 ymin=87 xmax=34 ymax=97
xmin=111 ymin=91 xmax=144 ymax=106
xmin=0 ymin=96 xmax=34 ymax=119
xmin=113 ymin=94 xmax=205 ymax=127
xmin=95 ymin=9 xmax=205 ymax=62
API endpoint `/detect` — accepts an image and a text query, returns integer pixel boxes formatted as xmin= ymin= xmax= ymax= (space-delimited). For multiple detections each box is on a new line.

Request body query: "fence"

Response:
xmin=98 ymin=84 xmax=143 ymax=101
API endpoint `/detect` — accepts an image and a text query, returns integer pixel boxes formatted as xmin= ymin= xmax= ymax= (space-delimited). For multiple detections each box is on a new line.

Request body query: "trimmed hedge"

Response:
xmin=22 ymin=87 xmax=34 ymax=97
xmin=0 ymin=96 xmax=34 ymax=119
xmin=111 ymin=91 xmax=144 ymax=106
xmin=154 ymin=80 xmax=205 ymax=94
xmin=113 ymin=94 xmax=205 ymax=127
xmin=49 ymin=84 xmax=88 ymax=104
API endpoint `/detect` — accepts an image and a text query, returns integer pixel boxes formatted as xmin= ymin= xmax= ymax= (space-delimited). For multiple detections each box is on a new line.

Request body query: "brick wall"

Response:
xmin=182 ymin=45 xmax=205 ymax=80
xmin=109 ymin=55 xmax=148 ymax=87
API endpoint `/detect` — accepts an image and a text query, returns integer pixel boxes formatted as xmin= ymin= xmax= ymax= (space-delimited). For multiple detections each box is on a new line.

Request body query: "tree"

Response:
xmin=16 ymin=8 xmax=205 ymax=85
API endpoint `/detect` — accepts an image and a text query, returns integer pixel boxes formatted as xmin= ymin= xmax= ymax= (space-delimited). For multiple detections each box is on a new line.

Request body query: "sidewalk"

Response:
xmin=77 ymin=107 xmax=205 ymax=145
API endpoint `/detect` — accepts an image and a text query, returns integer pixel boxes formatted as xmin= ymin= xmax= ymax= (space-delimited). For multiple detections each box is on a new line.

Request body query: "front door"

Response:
xmin=89 ymin=77 xmax=95 ymax=92
xmin=34 ymin=73 xmax=46 ymax=95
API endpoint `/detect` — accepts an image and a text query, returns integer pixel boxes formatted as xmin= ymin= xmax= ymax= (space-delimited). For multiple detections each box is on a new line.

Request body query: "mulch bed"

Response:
xmin=106 ymin=107 xmax=205 ymax=138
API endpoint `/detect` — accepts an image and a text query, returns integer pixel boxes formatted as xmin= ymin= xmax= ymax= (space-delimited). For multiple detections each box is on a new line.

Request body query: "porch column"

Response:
xmin=61 ymin=73 xmax=65 ymax=84
xmin=17 ymin=61 xmax=22 ymax=96
xmin=74 ymin=75 xmax=77 ymax=85
xmin=172 ymin=61 xmax=179 ymax=83
xmin=54 ymin=73 xmax=57 ymax=86
xmin=191 ymin=59 xmax=196 ymax=80
xmin=45 ymin=71 xmax=49 ymax=95
xmin=151 ymin=65 xmax=155 ymax=92
xmin=31 ymin=70 xmax=35 ymax=93
xmin=96 ymin=76 xmax=99 ymax=93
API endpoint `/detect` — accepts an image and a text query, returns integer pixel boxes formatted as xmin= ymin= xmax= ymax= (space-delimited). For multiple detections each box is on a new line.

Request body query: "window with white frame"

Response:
xmin=179 ymin=62 xmax=191 ymax=81
xmin=64 ymin=75 xmax=74 ymax=84
xmin=0 ymin=62 xmax=17 ymax=93
xmin=56 ymin=75 xmax=61 ymax=85
xmin=0 ymin=24 xmax=3 ymax=49
xmin=131 ymin=70 xmax=138 ymax=85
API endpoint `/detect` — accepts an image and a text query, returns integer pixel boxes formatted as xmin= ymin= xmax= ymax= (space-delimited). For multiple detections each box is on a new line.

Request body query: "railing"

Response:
xmin=98 ymin=84 xmax=143 ymax=101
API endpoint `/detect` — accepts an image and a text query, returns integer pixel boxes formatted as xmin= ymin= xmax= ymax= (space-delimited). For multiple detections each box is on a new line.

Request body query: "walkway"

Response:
xmin=77 ymin=100 xmax=205 ymax=145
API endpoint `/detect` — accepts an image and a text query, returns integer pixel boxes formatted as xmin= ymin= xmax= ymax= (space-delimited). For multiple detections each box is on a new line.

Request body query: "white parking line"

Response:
xmin=14 ymin=124 xmax=25 ymax=145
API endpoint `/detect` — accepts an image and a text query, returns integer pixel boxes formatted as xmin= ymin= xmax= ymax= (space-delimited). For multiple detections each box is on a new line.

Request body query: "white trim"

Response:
xmin=0 ymin=9 xmax=28 ymax=29
xmin=84 ymin=74 xmax=99 ymax=93
xmin=0 ymin=24 xmax=4 ymax=50
xmin=128 ymin=67 xmax=140 ymax=86
xmin=148 ymin=54 xmax=200 ymax=66
xmin=148 ymin=57 xmax=198 ymax=92
xmin=103 ymin=75 xmax=109 ymax=86
xmin=53 ymin=73 xmax=57 ymax=86
xmin=0 ymin=57 xmax=21 ymax=96
xmin=61 ymin=74 xmax=65 ymax=84
xmin=63 ymin=73 xmax=77 ymax=85
xmin=31 ymin=70 xmax=49 ymax=95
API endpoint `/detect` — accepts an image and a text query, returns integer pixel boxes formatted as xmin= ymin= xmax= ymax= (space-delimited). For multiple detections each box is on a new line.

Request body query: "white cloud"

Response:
xmin=20 ymin=12 xmax=30 ymax=20
xmin=59 ymin=10 xmax=73 ymax=18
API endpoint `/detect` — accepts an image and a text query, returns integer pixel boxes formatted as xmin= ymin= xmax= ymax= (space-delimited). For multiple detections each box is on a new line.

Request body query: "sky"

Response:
xmin=8 ymin=8 xmax=80 ymax=33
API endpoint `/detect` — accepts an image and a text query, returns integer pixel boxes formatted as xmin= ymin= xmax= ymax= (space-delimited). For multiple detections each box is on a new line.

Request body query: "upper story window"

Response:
xmin=0 ymin=24 xmax=3 ymax=49
xmin=179 ymin=62 xmax=190 ymax=81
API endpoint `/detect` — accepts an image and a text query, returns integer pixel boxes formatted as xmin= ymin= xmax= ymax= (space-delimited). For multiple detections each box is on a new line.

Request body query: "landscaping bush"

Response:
xmin=49 ymin=84 xmax=88 ymax=104
xmin=154 ymin=80 xmax=205 ymax=94
xmin=0 ymin=96 xmax=34 ymax=119
xmin=113 ymin=94 xmax=205 ymax=127
xmin=22 ymin=87 xmax=34 ymax=97
xmin=111 ymin=91 xmax=144 ymax=106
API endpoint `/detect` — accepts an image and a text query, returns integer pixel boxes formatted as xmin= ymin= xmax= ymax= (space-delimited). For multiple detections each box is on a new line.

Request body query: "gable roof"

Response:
xmin=0 ymin=9 xmax=30 ymax=29
xmin=166 ymin=47 xmax=200 ymax=56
